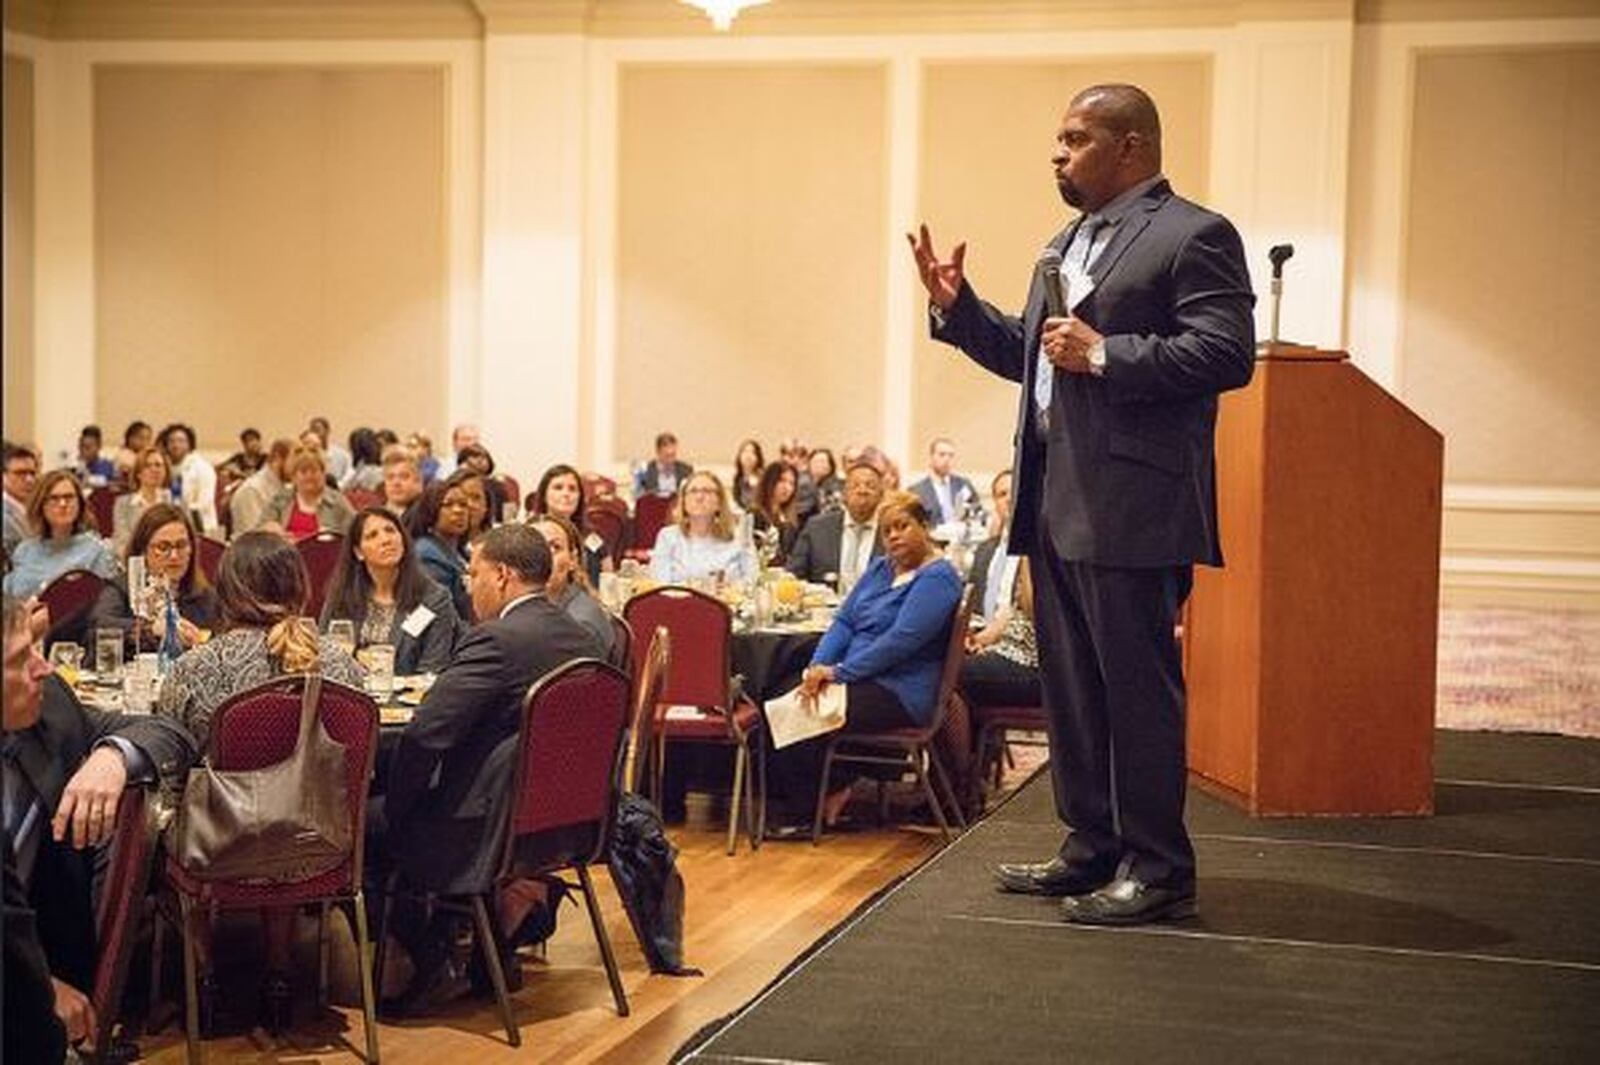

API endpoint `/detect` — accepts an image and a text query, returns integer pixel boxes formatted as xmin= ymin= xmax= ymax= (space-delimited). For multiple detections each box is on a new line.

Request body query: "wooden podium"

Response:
xmin=1185 ymin=345 xmax=1444 ymax=816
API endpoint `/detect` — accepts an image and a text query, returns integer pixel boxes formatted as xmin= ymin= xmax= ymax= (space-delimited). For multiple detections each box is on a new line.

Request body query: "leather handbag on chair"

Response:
xmin=171 ymin=673 xmax=351 ymax=882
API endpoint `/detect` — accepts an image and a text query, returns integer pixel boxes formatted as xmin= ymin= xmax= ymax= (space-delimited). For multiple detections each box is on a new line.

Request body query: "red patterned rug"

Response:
xmin=1436 ymin=606 xmax=1600 ymax=737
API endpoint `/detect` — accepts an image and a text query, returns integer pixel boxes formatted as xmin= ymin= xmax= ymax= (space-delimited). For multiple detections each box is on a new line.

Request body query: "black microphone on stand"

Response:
xmin=1038 ymin=248 xmax=1066 ymax=319
xmin=1266 ymin=243 xmax=1294 ymax=347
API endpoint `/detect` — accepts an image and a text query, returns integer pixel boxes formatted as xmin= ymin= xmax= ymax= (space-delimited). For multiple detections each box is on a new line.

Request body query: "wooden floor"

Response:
xmin=140 ymin=809 xmax=941 ymax=1064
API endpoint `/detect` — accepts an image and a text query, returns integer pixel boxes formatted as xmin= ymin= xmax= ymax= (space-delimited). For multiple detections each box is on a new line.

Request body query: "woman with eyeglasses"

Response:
xmin=112 ymin=445 xmax=173 ymax=555
xmin=648 ymin=470 xmax=756 ymax=585
xmin=3 ymin=470 xmax=118 ymax=597
xmin=406 ymin=478 xmax=474 ymax=622
xmin=88 ymin=502 xmax=220 ymax=652
xmin=321 ymin=507 xmax=459 ymax=674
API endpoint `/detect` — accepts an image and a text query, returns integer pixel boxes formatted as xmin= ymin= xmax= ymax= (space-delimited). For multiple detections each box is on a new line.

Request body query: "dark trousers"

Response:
xmin=959 ymin=652 xmax=1041 ymax=709
xmin=1029 ymin=530 xmax=1195 ymax=886
xmin=765 ymin=681 xmax=917 ymax=818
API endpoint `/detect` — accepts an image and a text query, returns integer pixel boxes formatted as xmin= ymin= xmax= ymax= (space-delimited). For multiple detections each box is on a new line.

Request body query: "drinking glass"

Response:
xmin=365 ymin=643 xmax=396 ymax=701
xmin=327 ymin=619 xmax=356 ymax=657
xmin=94 ymin=628 xmax=125 ymax=684
xmin=125 ymin=653 xmax=160 ymax=713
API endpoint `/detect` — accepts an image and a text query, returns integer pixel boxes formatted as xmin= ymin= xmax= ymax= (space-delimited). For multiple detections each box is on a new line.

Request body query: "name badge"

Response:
xmin=584 ymin=532 xmax=606 ymax=555
xmin=401 ymin=605 xmax=436 ymax=638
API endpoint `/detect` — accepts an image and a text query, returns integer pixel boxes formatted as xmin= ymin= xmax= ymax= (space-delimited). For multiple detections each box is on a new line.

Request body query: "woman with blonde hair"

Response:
xmin=648 ymin=469 xmax=755 ymax=585
xmin=154 ymin=530 xmax=364 ymax=1032
xmin=265 ymin=443 xmax=355 ymax=541
xmin=112 ymin=445 xmax=172 ymax=554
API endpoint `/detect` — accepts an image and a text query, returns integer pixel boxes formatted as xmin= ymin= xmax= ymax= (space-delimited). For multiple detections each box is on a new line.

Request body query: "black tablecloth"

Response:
xmin=732 ymin=629 xmax=822 ymax=703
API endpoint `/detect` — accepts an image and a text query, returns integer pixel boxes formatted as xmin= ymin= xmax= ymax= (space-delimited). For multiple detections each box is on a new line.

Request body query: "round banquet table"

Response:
xmin=731 ymin=626 xmax=824 ymax=703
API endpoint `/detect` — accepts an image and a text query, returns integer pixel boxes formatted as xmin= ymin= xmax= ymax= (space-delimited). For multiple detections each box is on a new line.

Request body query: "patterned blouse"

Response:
xmin=990 ymin=609 xmax=1039 ymax=670
xmin=155 ymin=627 xmax=365 ymax=750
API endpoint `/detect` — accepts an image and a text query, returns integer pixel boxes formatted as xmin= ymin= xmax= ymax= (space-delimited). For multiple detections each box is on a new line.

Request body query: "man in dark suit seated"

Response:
xmin=967 ymin=469 xmax=1017 ymax=623
xmin=907 ymin=436 xmax=983 ymax=530
xmin=374 ymin=523 xmax=603 ymax=1015
xmin=636 ymin=431 xmax=693 ymax=498
xmin=2 ymin=594 xmax=196 ymax=1059
xmin=786 ymin=461 xmax=887 ymax=589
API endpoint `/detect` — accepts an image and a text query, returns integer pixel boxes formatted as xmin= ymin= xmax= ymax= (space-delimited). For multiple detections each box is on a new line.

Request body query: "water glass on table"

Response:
xmin=365 ymin=643 xmax=396 ymax=701
xmin=94 ymin=627 xmax=125 ymax=685
xmin=327 ymin=618 xmax=356 ymax=657
xmin=125 ymin=653 xmax=160 ymax=713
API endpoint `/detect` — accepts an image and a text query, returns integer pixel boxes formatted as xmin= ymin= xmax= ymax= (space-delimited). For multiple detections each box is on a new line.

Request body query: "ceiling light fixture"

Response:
xmin=681 ymin=0 xmax=769 ymax=31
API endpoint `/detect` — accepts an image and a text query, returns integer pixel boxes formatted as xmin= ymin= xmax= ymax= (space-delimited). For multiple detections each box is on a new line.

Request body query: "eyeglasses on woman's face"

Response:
xmin=44 ymin=491 xmax=79 ymax=508
xmin=147 ymin=538 xmax=191 ymax=557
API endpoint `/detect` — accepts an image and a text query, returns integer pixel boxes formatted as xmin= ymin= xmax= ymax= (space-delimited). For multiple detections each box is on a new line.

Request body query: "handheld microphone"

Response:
xmin=1037 ymin=248 xmax=1066 ymax=319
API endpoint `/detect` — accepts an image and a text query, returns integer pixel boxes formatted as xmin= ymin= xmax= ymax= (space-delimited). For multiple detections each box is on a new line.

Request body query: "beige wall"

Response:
xmin=93 ymin=64 xmax=449 ymax=451
xmin=915 ymin=59 xmax=1212 ymax=474
xmin=1401 ymin=45 xmax=1600 ymax=486
xmin=614 ymin=62 xmax=887 ymax=464
xmin=3 ymin=53 xmax=35 ymax=445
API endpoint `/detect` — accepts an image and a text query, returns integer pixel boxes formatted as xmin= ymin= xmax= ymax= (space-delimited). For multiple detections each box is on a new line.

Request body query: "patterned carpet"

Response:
xmin=1435 ymin=606 xmax=1600 ymax=737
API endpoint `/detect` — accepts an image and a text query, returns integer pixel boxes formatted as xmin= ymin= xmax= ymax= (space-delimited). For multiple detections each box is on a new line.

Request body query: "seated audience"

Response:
xmin=343 ymin=427 xmax=385 ymax=493
xmin=3 ymin=471 xmax=118 ymax=598
xmin=786 ymin=460 xmax=886 ymax=588
xmin=530 ymin=514 xmax=616 ymax=662
xmin=450 ymin=467 xmax=495 ymax=542
xmin=731 ymin=438 xmax=765 ymax=513
xmin=809 ymin=447 xmax=843 ymax=513
xmin=320 ymin=507 xmax=458 ymax=675
xmin=406 ymin=432 xmax=440 ymax=483
xmin=960 ymin=557 xmax=1040 ymax=710
xmin=381 ymin=445 xmax=425 ymax=518
xmin=111 ymin=445 xmax=171 ymax=555
xmin=160 ymin=423 xmax=220 ymax=536
xmin=155 ymin=531 xmax=364 ymax=1031
xmin=637 ymin=431 xmax=692 ymax=498
xmin=968 ymin=469 xmax=1017 ymax=623
xmin=3 ymin=443 xmax=39 ymax=557
xmin=455 ymin=444 xmax=508 ymax=523
xmin=229 ymin=438 xmax=293 ymax=537
xmin=374 ymin=524 xmax=603 ymax=1014
xmin=217 ymin=428 xmax=266 ymax=485
xmin=908 ymin=437 xmax=978 ymax=528
xmin=529 ymin=463 xmax=604 ymax=584
xmin=74 ymin=425 xmax=115 ymax=487
xmin=89 ymin=503 xmax=220 ymax=654
xmin=407 ymin=479 xmax=473 ymax=623
xmin=112 ymin=421 xmax=152 ymax=484
xmin=770 ymin=491 xmax=962 ymax=827
xmin=2 ymin=593 xmax=196 ymax=1059
xmin=753 ymin=461 xmax=802 ymax=564
xmin=265 ymin=443 xmax=356 ymax=541
xmin=649 ymin=471 xmax=756 ymax=586
xmin=778 ymin=437 xmax=819 ymax=521
xmin=306 ymin=416 xmax=352 ymax=485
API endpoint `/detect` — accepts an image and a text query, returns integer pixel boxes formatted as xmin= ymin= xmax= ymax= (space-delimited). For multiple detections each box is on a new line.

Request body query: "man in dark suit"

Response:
xmin=637 ymin=431 xmax=694 ymax=497
xmin=967 ymin=469 xmax=1016 ymax=623
xmin=911 ymin=83 xmax=1254 ymax=924
xmin=376 ymin=523 xmax=603 ymax=1012
xmin=786 ymin=461 xmax=886 ymax=588
xmin=907 ymin=436 xmax=982 ymax=529
xmin=2 ymin=594 xmax=196 ymax=1056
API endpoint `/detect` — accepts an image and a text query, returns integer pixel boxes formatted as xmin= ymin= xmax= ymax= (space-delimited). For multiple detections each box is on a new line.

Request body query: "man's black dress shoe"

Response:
xmin=1059 ymin=876 xmax=1196 ymax=925
xmin=994 ymin=857 xmax=1116 ymax=897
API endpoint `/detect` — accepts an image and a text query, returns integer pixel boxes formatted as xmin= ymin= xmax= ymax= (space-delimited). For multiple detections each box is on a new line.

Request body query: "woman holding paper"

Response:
xmin=320 ymin=507 xmax=459 ymax=674
xmin=772 ymin=490 xmax=963 ymax=830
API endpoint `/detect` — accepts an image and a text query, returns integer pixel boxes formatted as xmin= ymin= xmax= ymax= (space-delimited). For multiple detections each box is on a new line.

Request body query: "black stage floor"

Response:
xmin=676 ymin=730 xmax=1600 ymax=1064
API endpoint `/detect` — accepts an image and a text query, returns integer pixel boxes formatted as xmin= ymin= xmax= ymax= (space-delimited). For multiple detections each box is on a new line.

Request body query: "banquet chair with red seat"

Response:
xmin=296 ymin=531 xmax=344 ymax=620
xmin=152 ymin=675 xmax=381 ymax=1065
xmin=195 ymin=537 xmax=225 ymax=586
xmin=583 ymin=472 xmax=618 ymax=501
xmin=39 ymin=569 xmax=106 ymax=646
xmin=497 ymin=476 xmax=521 ymax=521
xmin=344 ymin=488 xmax=384 ymax=513
xmin=375 ymin=659 xmax=633 ymax=1046
xmin=90 ymin=785 xmax=161 ymax=1061
xmin=810 ymin=586 xmax=974 ymax=844
xmin=585 ymin=505 xmax=627 ymax=568
xmin=87 ymin=486 xmax=119 ymax=538
xmin=628 ymin=493 xmax=674 ymax=561
xmin=623 ymin=586 xmax=763 ymax=855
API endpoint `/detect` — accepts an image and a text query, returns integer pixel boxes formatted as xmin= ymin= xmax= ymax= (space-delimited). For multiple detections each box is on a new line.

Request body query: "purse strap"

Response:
xmin=297 ymin=670 xmax=325 ymax=750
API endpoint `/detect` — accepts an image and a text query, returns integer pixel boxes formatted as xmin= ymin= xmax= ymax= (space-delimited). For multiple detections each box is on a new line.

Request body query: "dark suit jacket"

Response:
xmin=932 ymin=180 xmax=1255 ymax=567
xmin=967 ymin=536 xmax=1003 ymax=615
xmin=785 ymin=509 xmax=884 ymax=584
xmin=385 ymin=595 xmax=603 ymax=892
xmin=4 ymin=826 xmax=66 ymax=1065
xmin=640 ymin=460 xmax=693 ymax=497
xmin=9 ymin=676 xmax=195 ymax=990
xmin=908 ymin=474 xmax=981 ymax=526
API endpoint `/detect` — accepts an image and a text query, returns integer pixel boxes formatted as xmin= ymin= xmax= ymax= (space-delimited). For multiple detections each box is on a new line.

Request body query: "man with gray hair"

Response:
xmin=375 ymin=524 xmax=603 ymax=1015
